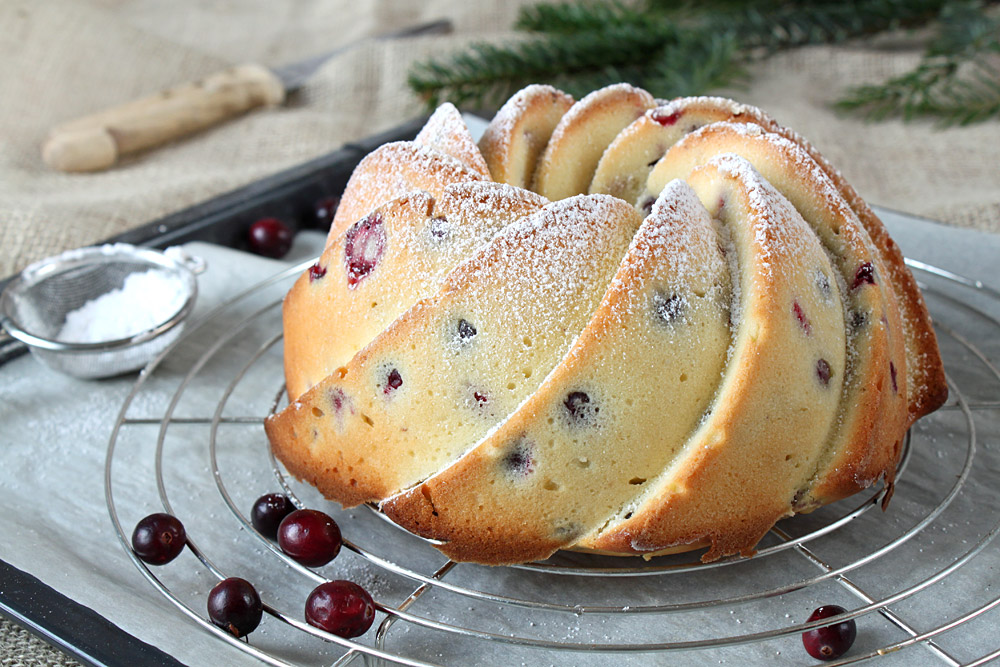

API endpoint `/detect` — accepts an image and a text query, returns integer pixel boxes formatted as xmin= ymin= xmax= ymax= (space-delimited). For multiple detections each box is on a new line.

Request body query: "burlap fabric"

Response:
xmin=1 ymin=1 xmax=998 ymax=665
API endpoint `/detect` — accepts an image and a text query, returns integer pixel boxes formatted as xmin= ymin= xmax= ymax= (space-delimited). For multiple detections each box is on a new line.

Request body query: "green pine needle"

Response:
xmin=408 ymin=0 xmax=1000 ymax=125
xmin=838 ymin=3 xmax=1000 ymax=124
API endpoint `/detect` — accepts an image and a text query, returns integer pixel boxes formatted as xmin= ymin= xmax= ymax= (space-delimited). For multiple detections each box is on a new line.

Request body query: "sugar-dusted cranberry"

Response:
xmin=651 ymin=109 xmax=682 ymax=126
xmin=278 ymin=509 xmax=342 ymax=567
xmin=564 ymin=391 xmax=598 ymax=424
xmin=849 ymin=309 xmax=868 ymax=331
xmin=207 ymin=577 xmax=263 ymax=638
xmin=249 ymin=217 xmax=293 ymax=259
xmin=308 ymin=263 xmax=327 ymax=282
xmin=251 ymin=493 xmax=296 ymax=541
xmin=852 ymin=262 xmax=876 ymax=289
xmin=890 ymin=361 xmax=898 ymax=394
xmin=802 ymin=605 xmax=857 ymax=661
xmin=816 ymin=271 xmax=832 ymax=300
xmin=132 ymin=513 xmax=186 ymax=565
xmin=305 ymin=580 xmax=376 ymax=638
xmin=503 ymin=439 xmax=535 ymax=477
xmin=383 ymin=368 xmax=403 ymax=394
xmin=457 ymin=318 xmax=477 ymax=341
xmin=653 ymin=291 xmax=685 ymax=324
xmin=428 ymin=215 xmax=449 ymax=240
xmin=314 ymin=196 xmax=340 ymax=229
xmin=344 ymin=213 xmax=385 ymax=287
xmin=816 ymin=359 xmax=832 ymax=386
xmin=793 ymin=301 xmax=812 ymax=334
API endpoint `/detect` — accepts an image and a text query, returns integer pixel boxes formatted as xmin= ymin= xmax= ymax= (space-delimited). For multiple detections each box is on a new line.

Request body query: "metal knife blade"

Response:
xmin=275 ymin=19 xmax=453 ymax=93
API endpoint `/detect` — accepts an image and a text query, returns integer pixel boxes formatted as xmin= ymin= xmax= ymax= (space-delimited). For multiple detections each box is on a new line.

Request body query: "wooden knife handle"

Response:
xmin=42 ymin=64 xmax=285 ymax=172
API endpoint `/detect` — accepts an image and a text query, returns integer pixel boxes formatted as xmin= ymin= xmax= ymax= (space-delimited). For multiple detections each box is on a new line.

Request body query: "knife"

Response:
xmin=41 ymin=19 xmax=452 ymax=173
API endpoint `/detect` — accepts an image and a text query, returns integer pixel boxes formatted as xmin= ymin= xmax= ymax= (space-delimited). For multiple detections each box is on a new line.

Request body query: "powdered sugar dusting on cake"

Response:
xmin=708 ymin=152 xmax=815 ymax=280
xmin=330 ymin=141 xmax=486 ymax=241
xmin=416 ymin=103 xmax=468 ymax=147
xmin=442 ymin=182 xmax=548 ymax=220
xmin=269 ymin=84 xmax=944 ymax=565
xmin=451 ymin=194 xmax=641 ymax=336
xmin=479 ymin=85 xmax=572 ymax=159
xmin=654 ymin=95 xmax=759 ymax=120
xmin=415 ymin=103 xmax=490 ymax=177
xmin=545 ymin=83 xmax=652 ymax=150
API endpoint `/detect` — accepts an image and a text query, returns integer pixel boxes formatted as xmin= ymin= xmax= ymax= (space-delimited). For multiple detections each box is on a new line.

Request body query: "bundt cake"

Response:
xmin=265 ymin=84 xmax=948 ymax=565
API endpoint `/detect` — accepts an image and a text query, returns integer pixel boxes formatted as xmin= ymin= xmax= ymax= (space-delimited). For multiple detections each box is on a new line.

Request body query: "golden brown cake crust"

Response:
xmin=269 ymin=195 xmax=643 ymax=511
xmin=478 ymin=84 xmax=574 ymax=188
xmin=325 ymin=141 xmax=486 ymax=246
xmin=282 ymin=183 xmax=548 ymax=400
xmin=269 ymin=84 xmax=948 ymax=566
xmin=383 ymin=181 xmax=732 ymax=565
xmin=414 ymin=102 xmax=491 ymax=179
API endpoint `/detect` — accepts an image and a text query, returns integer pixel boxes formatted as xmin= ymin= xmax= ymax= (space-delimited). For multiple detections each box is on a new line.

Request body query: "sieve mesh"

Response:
xmin=0 ymin=244 xmax=200 ymax=378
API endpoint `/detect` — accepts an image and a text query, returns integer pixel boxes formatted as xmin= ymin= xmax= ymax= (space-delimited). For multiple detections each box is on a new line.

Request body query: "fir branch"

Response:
xmin=714 ymin=0 xmax=952 ymax=52
xmin=515 ymin=1 xmax=650 ymax=33
xmin=408 ymin=0 xmax=1000 ymax=125
xmin=408 ymin=21 xmax=695 ymax=108
xmin=838 ymin=3 xmax=1000 ymax=124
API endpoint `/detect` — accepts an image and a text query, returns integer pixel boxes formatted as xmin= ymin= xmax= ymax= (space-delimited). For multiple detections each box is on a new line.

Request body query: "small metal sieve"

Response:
xmin=0 ymin=243 xmax=205 ymax=378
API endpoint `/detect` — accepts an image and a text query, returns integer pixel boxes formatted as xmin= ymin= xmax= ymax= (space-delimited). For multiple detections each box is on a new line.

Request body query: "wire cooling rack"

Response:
xmin=104 ymin=257 xmax=1000 ymax=666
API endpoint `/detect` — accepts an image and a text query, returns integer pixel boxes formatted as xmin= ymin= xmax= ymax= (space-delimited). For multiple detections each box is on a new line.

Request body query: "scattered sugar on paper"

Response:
xmin=57 ymin=269 xmax=187 ymax=343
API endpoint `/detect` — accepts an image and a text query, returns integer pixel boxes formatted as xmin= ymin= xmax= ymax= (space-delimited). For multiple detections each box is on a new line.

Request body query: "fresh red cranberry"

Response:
xmin=816 ymin=359 xmax=832 ymax=386
xmin=653 ymin=291 xmax=685 ymax=324
xmin=314 ymin=196 xmax=340 ymax=229
xmin=651 ymin=109 xmax=682 ymax=126
xmin=308 ymin=263 xmax=327 ymax=282
xmin=344 ymin=213 xmax=385 ymax=287
xmin=383 ymin=368 xmax=403 ymax=394
xmin=278 ymin=509 xmax=342 ymax=567
xmin=793 ymin=301 xmax=812 ymax=334
xmin=305 ymin=580 xmax=376 ymax=638
xmin=802 ymin=605 xmax=857 ymax=661
xmin=852 ymin=262 xmax=876 ymax=289
xmin=251 ymin=493 xmax=296 ymax=540
xmin=249 ymin=217 xmax=293 ymax=259
xmin=207 ymin=577 xmax=263 ymax=638
xmin=131 ymin=513 xmax=186 ymax=565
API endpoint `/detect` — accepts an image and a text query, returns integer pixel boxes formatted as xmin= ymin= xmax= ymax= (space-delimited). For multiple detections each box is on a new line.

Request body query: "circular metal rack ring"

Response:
xmin=105 ymin=259 xmax=1000 ymax=666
